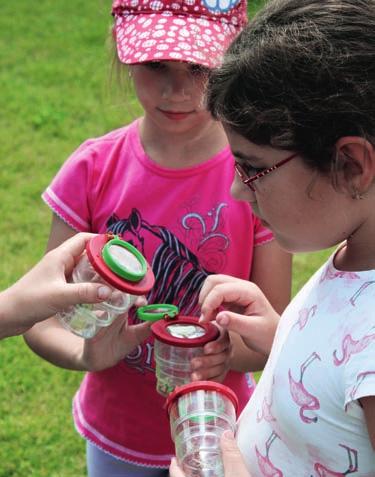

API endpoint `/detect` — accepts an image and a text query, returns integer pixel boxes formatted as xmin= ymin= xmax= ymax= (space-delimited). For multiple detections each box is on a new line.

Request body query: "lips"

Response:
xmin=159 ymin=109 xmax=193 ymax=121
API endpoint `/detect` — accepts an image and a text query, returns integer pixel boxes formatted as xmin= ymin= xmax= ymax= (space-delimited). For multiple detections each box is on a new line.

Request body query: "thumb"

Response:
xmin=128 ymin=321 xmax=152 ymax=345
xmin=59 ymin=283 xmax=112 ymax=308
xmin=216 ymin=311 xmax=274 ymax=356
xmin=216 ymin=310 xmax=258 ymax=335
xmin=220 ymin=431 xmax=250 ymax=477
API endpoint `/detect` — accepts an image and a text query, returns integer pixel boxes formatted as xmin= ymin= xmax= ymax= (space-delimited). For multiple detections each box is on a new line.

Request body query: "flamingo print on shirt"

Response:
xmin=311 ymin=444 xmax=358 ymax=476
xmin=349 ymin=371 xmax=375 ymax=400
xmin=255 ymin=432 xmax=283 ymax=477
xmin=294 ymin=305 xmax=317 ymax=331
xmin=288 ymin=352 xmax=321 ymax=424
xmin=350 ymin=281 xmax=375 ymax=306
xmin=257 ymin=394 xmax=276 ymax=424
xmin=257 ymin=377 xmax=276 ymax=423
xmin=319 ymin=266 xmax=360 ymax=283
xmin=333 ymin=329 xmax=375 ymax=366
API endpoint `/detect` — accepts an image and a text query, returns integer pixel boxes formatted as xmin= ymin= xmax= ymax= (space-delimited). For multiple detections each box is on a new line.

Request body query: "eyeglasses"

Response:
xmin=234 ymin=152 xmax=299 ymax=192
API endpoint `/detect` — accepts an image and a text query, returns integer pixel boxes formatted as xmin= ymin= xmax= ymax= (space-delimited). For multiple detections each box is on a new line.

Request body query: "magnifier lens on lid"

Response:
xmin=102 ymin=237 xmax=147 ymax=282
xmin=167 ymin=324 xmax=206 ymax=339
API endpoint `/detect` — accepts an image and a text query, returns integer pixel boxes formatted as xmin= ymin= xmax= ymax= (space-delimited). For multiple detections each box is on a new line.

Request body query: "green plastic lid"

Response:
xmin=137 ymin=304 xmax=179 ymax=322
xmin=101 ymin=236 xmax=147 ymax=282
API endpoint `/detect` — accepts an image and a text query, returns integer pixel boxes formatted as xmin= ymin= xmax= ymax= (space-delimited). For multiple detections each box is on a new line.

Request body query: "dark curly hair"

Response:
xmin=207 ymin=0 xmax=375 ymax=174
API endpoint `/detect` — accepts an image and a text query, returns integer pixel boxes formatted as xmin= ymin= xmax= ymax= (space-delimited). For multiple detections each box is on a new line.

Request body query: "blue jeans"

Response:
xmin=86 ymin=441 xmax=170 ymax=477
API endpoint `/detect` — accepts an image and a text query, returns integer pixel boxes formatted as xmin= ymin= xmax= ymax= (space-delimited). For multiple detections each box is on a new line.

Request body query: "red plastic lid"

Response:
xmin=166 ymin=380 xmax=239 ymax=416
xmin=86 ymin=233 xmax=155 ymax=294
xmin=151 ymin=316 xmax=219 ymax=348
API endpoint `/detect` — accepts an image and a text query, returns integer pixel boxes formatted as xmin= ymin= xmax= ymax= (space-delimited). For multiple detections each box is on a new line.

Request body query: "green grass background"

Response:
xmin=0 ymin=1 xmax=331 ymax=475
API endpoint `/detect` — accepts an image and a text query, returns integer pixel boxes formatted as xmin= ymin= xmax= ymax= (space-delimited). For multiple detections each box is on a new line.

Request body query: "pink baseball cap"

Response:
xmin=112 ymin=0 xmax=248 ymax=68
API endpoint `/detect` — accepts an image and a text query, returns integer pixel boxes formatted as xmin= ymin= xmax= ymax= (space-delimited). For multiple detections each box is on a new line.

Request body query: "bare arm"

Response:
xmin=189 ymin=241 xmax=291 ymax=380
xmin=0 ymin=232 xmax=112 ymax=340
xmin=229 ymin=240 xmax=292 ymax=372
xmin=23 ymin=215 xmax=151 ymax=371
xmin=23 ymin=216 xmax=87 ymax=369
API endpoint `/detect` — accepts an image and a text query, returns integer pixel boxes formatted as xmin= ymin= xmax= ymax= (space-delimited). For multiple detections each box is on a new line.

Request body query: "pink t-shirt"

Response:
xmin=43 ymin=119 xmax=273 ymax=467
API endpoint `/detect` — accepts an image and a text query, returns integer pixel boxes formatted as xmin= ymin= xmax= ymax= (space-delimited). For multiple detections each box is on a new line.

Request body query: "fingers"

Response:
xmin=220 ymin=431 xmax=250 ymax=477
xmin=125 ymin=321 xmax=152 ymax=347
xmin=199 ymin=275 xmax=242 ymax=322
xmin=40 ymin=233 xmax=97 ymax=278
xmin=134 ymin=295 xmax=147 ymax=308
xmin=169 ymin=457 xmax=186 ymax=477
xmin=191 ymin=328 xmax=231 ymax=382
xmin=199 ymin=279 xmax=260 ymax=323
xmin=191 ymin=360 xmax=229 ymax=382
xmin=60 ymin=282 xmax=112 ymax=308
xmin=59 ymin=232 xmax=96 ymax=257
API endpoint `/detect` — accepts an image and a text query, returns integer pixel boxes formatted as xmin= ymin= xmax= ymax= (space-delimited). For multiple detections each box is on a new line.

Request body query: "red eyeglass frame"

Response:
xmin=234 ymin=152 xmax=299 ymax=192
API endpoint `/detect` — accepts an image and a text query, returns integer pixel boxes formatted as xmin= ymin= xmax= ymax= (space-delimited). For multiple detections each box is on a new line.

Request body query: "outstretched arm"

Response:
xmin=228 ymin=239 xmax=291 ymax=372
xmin=23 ymin=215 xmax=151 ymax=371
xmin=0 ymin=233 xmax=112 ymax=340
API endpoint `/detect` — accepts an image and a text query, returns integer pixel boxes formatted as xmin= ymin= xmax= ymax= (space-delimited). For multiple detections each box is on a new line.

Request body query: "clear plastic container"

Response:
xmin=166 ymin=381 xmax=238 ymax=477
xmin=59 ymin=253 xmax=136 ymax=338
xmin=151 ymin=317 xmax=219 ymax=396
xmin=57 ymin=234 xmax=155 ymax=339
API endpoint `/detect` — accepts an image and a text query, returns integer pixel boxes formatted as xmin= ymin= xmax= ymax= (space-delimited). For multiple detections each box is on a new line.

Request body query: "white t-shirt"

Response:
xmin=237 ymin=251 xmax=375 ymax=475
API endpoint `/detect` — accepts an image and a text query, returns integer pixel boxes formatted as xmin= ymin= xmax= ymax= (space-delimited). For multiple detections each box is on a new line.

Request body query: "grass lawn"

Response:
xmin=1 ymin=1 xmax=332 ymax=475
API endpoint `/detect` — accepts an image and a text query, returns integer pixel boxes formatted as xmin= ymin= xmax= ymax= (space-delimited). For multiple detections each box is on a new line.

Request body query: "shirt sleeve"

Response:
xmin=253 ymin=214 xmax=274 ymax=246
xmin=344 ymin=322 xmax=375 ymax=408
xmin=42 ymin=139 xmax=97 ymax=232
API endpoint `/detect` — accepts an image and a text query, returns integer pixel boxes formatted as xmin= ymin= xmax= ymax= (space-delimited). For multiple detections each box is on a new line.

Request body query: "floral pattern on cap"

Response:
xmin=112 ymin=0 xmax=247 ymax=68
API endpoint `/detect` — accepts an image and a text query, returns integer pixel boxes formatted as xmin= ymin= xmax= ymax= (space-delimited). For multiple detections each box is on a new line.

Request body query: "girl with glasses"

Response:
xmin=171 ymin=0 xmax=375 ymax=475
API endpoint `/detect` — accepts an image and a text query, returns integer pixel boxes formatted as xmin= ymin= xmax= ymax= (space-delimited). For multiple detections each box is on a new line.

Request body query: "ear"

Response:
xmin=335 ymin=136 xmax=375 ymax=196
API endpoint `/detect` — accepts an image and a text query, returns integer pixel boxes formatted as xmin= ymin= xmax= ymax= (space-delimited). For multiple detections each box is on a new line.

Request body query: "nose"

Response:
xmin=231 ymin=175 xmax=257 ymax=202
xmin=161 ymin=70 xmax=192 ymax=101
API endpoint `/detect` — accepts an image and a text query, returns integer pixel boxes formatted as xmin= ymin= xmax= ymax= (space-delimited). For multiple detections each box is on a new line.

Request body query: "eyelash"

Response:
xmin=144 ymin=62 xmax=165 ymax=71
xmin=143 ymin=62 xmax=210 ymax=77
xmin=241 ymin=163 xmax=265 ymax=176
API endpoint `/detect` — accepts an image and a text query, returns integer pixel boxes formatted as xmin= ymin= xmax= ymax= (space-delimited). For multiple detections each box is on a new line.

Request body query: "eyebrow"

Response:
xmin=231 ymin=150 xmax=263 ymax=162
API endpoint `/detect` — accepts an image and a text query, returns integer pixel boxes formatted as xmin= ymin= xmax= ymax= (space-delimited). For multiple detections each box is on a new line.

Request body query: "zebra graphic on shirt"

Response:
xmin=107 ymin=206 xmax=229 ymax=316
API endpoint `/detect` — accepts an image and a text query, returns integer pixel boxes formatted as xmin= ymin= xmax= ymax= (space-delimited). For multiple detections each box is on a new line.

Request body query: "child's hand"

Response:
xmin=199 ymin=274 xmax=280 ymax=357
xmin=1 ymin=233 xmax=113 ymax=339
xmin=220 ymin=431 xmax=252 ymax=477
xmin=169 ymin=457 xmax=186 ymax=477
xmin=190 ymin=325 xmax=232 ymax=382
xmin=81 ymin=307 xmax=151 ymax=372
xmin=169 ymin=431 xmax=252 ymax=477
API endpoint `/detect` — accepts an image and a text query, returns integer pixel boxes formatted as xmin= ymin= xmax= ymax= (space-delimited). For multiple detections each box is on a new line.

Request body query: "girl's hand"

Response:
xmin=169 ymin=458 xmax=186 ymax=477
xmin=169 ymin=431 xmax=251 ymax=477
xmin=81 ymin=297 xmax=151 ymax=372
xmin=1 ymin=233 xmax=112 ymax=339
xmin=81 ymin=312 xmax=151 ymax=371
xmin=220 ymin=431 xmax=252 ymax=477
xmin=190 ymin=325 xmax=232 ymax=382
xmin=199 ymin=275 xmax=280 ymax=357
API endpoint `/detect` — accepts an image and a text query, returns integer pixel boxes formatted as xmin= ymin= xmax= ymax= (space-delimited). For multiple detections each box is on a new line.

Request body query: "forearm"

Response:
xmin=229 ymin=331 xmax=268 ymax=373
xmin=23 ymin=317 xmax=86 ymax=371
xmin=0 ymin=287 xmax=30 ymax=340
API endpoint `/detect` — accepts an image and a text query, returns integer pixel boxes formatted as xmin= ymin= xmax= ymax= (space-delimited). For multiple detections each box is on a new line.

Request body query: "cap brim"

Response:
xmin=114 ymin=13 xmax=239 ymax=68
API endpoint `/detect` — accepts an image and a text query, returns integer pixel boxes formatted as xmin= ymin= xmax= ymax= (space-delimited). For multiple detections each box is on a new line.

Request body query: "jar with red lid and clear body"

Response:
xmin=166 ymin=381 xmax=238 ymax=477
xmin=57 ymin=234 xmax=155 ymax=339
xmin=151 ymin=316 xmax=220 ymax=396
